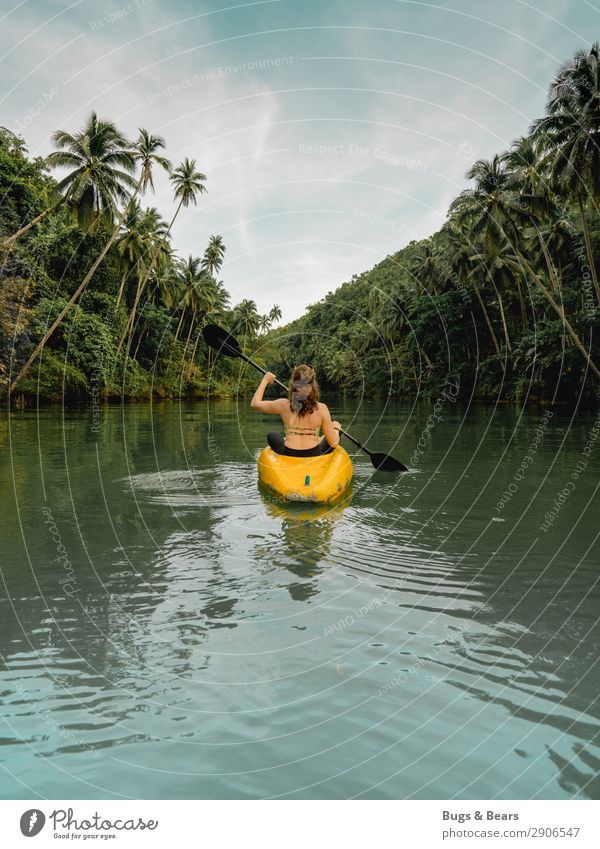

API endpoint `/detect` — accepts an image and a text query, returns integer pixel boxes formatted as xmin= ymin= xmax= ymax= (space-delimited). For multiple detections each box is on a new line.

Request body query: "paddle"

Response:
xmin=202 ymin=323 xmax=408 ymax=473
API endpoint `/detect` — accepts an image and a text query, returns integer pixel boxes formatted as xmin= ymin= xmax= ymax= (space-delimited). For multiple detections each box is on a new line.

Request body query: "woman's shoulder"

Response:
xmin=317 ymin=401 xmax=330 ymax=415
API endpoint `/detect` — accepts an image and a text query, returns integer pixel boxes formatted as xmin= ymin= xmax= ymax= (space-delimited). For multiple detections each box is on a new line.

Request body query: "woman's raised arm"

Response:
xmin=250 ymin=373 xmax=285 ymax=413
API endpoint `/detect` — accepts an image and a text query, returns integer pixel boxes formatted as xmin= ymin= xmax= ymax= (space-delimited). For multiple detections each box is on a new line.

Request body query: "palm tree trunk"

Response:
xmin=181 ymin=307 xmax=197 ymax=365
xmin=514 ymin=276 xmax=528 ymax=329
xmin=517 ymin=250 xmax=600 ymax=379
xmin=133 ymin=328 xmax=146 ymax=360
xmin=116 ymin=274 xmax=146 ymax=356
xmin=2 ymin=194 xmax=67 ymax=248
xmin=116 ymin=268 xmax=128 ymax=307
xmin=538 ymin=233 xmax=562 ymax=294
xmin=577 ymin=194 xmax=600 ymax=305
xmin=173 ymin=309 xmax=186 ymax=344
xmin=167 ymin=198 xmax=184 ymax=233
xmin=187 ymin=327 xmax=202 ymax=377
xmin=472 ymin=281 xmax=501 ymax=355
xmin=496 ymin=292 xmax=512 ymax=352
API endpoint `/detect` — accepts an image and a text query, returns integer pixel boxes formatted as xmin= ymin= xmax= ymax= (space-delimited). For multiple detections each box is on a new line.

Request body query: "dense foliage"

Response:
xmin=3 ymin=43 xmax=600 ymax=407
xmin=269 ymin=45 xmax=600 ymax=406
xmin=0 ymin=118 xmax=280 ymax=402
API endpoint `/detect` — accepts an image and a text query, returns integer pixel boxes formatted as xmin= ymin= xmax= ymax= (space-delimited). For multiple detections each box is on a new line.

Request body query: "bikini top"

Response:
xmin=284 ymin=423 xmax=321 ymax=437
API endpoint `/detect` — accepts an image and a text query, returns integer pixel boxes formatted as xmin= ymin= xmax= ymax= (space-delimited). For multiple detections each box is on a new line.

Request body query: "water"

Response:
xmin=0 ymin=399 xmax=599 ymax=800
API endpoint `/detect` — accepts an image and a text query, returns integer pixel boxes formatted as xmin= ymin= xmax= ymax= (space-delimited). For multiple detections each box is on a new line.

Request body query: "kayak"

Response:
xmin=258 ymin=446 xmax=353 ymax=503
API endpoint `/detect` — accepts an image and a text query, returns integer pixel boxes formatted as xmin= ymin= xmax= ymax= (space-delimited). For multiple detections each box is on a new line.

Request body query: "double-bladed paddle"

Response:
xmin=202 ymin=323 xmax=407 ymax=473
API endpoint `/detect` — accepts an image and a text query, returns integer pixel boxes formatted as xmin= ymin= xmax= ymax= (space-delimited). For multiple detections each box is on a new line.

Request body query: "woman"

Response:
xmin=251 ymin=364 xmax=342 ymax=457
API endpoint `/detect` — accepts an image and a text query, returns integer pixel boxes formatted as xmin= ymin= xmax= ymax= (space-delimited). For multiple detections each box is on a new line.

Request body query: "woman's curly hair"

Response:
xmin=288 ymin=364 xmax=319 ymax=416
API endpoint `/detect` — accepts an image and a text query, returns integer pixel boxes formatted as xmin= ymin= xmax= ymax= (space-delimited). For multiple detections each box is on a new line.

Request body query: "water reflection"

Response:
xmin=258 ymin=489 xmax=353 ymax=600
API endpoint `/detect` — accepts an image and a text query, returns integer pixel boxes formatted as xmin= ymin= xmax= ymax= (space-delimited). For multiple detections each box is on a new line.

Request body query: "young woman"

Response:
xmin=251 ymin=364 xmax=342 ymax=457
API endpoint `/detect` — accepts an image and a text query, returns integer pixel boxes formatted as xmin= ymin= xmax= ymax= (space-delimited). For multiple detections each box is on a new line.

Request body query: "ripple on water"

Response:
xmin=122 ymin=464 xmax=258 ymax=510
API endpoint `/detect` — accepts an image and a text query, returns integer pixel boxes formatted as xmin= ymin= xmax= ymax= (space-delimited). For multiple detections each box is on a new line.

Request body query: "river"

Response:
xmin=0 ymin=399 xmax=598 ymax=799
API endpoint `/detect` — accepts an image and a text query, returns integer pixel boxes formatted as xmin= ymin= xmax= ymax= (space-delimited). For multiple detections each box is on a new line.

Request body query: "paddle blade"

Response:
xmin=202 ymin=324 xmax=242 ymax=358
xmin=370 ymin=452 xmax=408 ymax=473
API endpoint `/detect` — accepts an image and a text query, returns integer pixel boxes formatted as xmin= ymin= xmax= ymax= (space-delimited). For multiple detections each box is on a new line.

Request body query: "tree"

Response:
xmin=409 ymin=239 xmax=444 ymax=295
xmin=451 ymin=155 xmax=523 ymax=253
xmin=468 ymin=242 xmax=523 ymax=351
xmin=231 ymin=299 xmax=260 ymax=339
xmin=10 ymin=126 xmax=170 ymax=390
xmin=168 ymin=158 xmax=207 ymax=230
xmin=135 ymin=128 xmax=171 ymax=194
xmin=444 ymin=221 xmax=500 ymax=353
xmin=118 ymin=207 xmax=171 ymax=355
xmin=186 ymin=276 xmax=230 ymax=376
xmin=202 ymin=234 xmax=226 ymax=276
xmin=532 ymin=42 xmax=600 ymax=303
xmin=451 ymin=154 xmax=600 ymax=377
xmin=258 ymin=314 xmax=272 ymax=334
xmin=269 ymin=304 xmax=282 ymax=326
xmin=176 ymin=256 xmax=205 ymax=370
xmin=3 ymin=112 xmax=136 ymax=247
xmin=115 ymin=201 xmax=146 ymax=306
xmin=118 ymin=157 xmax=207 ymax=358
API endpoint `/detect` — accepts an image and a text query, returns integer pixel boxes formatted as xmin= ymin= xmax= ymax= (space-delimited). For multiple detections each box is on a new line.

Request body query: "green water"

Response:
xmin=0 ymin=399 xmax=599 ymax=800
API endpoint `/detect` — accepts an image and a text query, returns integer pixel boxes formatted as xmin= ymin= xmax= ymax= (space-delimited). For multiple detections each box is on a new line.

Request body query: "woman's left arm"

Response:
xmin=250 ymin=373 xmax=285 ymax=413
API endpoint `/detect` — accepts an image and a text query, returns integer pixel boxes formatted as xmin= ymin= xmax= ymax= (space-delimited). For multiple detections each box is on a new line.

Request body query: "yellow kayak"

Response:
xmin=258 ymin=446 xmax=353 ymax=503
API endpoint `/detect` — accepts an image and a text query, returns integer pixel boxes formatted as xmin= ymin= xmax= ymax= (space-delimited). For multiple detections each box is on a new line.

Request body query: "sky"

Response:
xmin=1 ymin=0 xmax=598 ymax=322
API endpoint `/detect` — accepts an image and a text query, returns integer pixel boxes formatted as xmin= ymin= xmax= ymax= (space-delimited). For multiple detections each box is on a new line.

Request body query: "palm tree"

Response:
xmin=3 ymin=112 xmax=136 ymax=248
xmin=258 ymin=314 xmax=271 ymax=334
xmin=10 ymin=125 xmax=170 ymax=390
xmin=119 ymin=157 xmax=207 ymax=359
xmin=525 ymin=212 xmax=573 ymax=295
xmin=186 ymin=276 xmax=231 ymax=376
xmin=504 ymin=135 xmax=549 ymax=197
xmin=116 ymin=130 xmax=171 ymax=309
xmin=210 ymin=280 xmax=230 ymax=320
xmin=175 ymin=256 xmax=205 ymax=368
xmin=135 ymin=128 xmax=171 ymax=194
xmin=181 ymin=272 xmax=217 ymax=372
xmin=168 ymin=158 xmax=207 ymax=230
xmin=409 ymin=239 xmax=443 ymax=295
xmin=115 ymin=201 xmax=146 ymax=307
xmin=232 ymin=299 xmax=260 ymax=339
xmin=118 ymin=207 xmax=171 ymax=355
xmin=468 ymin=243 xmax=523 ymax=351
xmin=531 ymin=42 xmax=600 ymax=303
xmin=230 ymin=299 xmax=260 ymax=384
xmin=158 ymin=263 xmax=185 ymax=315
xmin=371 ymin=282 xmax=432 ymax=374
xmin=269 ymin=304 xmax=282 ymax=326
xmin=444 ymin=221 xmax=501 ymax=353
xmin=450 ymin=155 xmax=523 ymax=252
xmin=201 ymin=234 xmax=226 ymax=276
xmin=451 ymin=154 xmax=600 ymax=377
xmin=9 ymin=118 xmax=141 ymax=389
xmin=196 ymin=279 xmax=230 ymax=375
